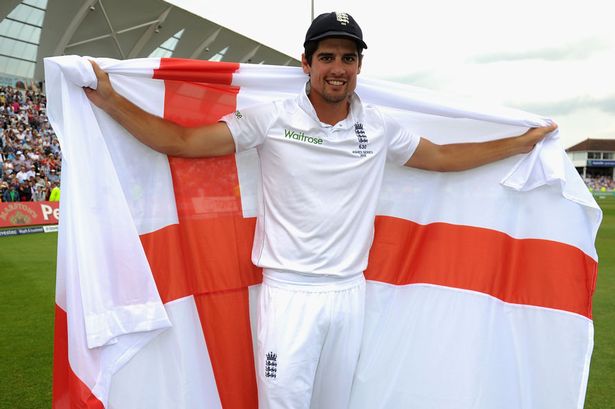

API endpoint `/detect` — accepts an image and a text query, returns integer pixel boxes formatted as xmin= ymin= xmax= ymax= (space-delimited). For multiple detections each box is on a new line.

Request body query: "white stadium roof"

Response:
xmin=0 ymin=0 xmax=300 ymax=82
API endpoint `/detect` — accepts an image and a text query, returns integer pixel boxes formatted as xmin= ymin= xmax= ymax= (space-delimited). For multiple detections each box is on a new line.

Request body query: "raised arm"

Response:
xmin=405 ymin=124 xmax=557 ymax=172
xmin=83 ymin=60 xmax=235 ymax=158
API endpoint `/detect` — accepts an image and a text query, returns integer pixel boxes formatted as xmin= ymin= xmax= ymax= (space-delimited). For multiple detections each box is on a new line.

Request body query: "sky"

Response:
xmin=169 ymin=0 xmax=615 ymax=149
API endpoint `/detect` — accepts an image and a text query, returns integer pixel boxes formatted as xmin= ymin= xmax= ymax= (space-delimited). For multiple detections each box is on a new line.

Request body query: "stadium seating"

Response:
xmin=1 ymin=85 xmax=61 ymax=202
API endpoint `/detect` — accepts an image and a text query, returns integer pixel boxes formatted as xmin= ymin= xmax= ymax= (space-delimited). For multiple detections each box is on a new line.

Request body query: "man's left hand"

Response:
xmin=517 ymin=123 xmax=558 ymax=154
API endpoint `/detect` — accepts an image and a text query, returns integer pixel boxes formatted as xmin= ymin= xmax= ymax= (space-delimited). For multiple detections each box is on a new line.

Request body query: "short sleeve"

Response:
xmin=221 ymin=102 xmax=278 ymax=152
xmin=384 ymin=113 xmax=421 ymax=165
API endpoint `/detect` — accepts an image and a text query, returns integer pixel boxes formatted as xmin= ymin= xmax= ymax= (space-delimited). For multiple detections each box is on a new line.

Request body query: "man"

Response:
xmin=84 ymin=12 xmax=555 ymax=409
xmin=47 ymin=168 xmax=60 ymax=184
xmin=2 ymin=182 xmax=19 ymax=202
xmin=33 ymin=183 xmax=46 ymax=202
xmin=15 ymin=165 xmax=34 ymax=184
xmin=0 ymin=181 xmax=8 ymax=201
xmin=18 ymin=180 xmax=32 ymax=201
xmin=48 ymin=182 xmax=60 ymax=202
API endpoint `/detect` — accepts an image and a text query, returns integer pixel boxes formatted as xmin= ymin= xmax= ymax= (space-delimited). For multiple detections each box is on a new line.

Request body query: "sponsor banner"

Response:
xmin=587 ymin=159 xmax=615 ymax=167
xmin=0 ymin=201 xmax=60 ymax=228
xmin=0 ymin=226 xmax=45 ymax=237
xmin=592 ymin=191 xmax=615 ymax=197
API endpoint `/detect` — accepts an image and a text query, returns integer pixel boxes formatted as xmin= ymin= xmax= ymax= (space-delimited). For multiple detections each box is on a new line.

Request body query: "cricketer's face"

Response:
xmin=302 ymin=38 xmax=362 ymax=106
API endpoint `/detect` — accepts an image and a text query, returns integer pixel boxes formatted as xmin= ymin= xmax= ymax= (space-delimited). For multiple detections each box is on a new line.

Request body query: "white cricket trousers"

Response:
xmin=255 ymin=270 xmax=366 ymax=409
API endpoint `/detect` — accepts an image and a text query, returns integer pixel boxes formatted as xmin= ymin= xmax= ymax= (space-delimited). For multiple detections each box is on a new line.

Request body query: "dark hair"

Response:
xmin=303 ymin=39 xmax=364 ymax=66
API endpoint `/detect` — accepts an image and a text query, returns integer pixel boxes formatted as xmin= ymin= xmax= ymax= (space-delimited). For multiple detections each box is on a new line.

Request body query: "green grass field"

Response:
xmin=0 ymin=196 xmax=613 ymax=408
xmin=0 ymin=232 xmax=56 ymax=409
xmin=585 ymin=195 xmax=615 ymax=409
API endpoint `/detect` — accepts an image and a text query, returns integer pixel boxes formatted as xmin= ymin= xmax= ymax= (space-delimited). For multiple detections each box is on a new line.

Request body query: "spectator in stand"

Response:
xmin=49 ymin=182 xmax=60 ymax=202
xmin=3 ymin=182 xmax=19 ymax=202
xmin=18 ymin=180 xmax=32 ymax=201
xmin=34 ymin=173 xmax=47 ymax=190
xmin=48 ymin=168 xmax=60 ymax=184
xmin=33 ymin=183 xmax=46 ymax=201
xmin=39 ymin=153 xmax=52 ymax=175
xmin=0 ymin=181 xmax=7 ymax=201
xmin=29 ymin=178 xmax=37 ymax=199
xmin=6 ymin=147 xmax=16 ymax=161
xmin=15 ymin=164 xmax=34 ymax=184
xmin=15 ymin=149 xmax=25 ymax=161
xmin=3 ymin=161 xmax=14 ymax=179
xmin=50 ymin=137 xmax=61 ymax=156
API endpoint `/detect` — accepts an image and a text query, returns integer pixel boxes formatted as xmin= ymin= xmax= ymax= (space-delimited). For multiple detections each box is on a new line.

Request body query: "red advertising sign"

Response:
xmin=0 ymin=201 xmax=60 ymax=228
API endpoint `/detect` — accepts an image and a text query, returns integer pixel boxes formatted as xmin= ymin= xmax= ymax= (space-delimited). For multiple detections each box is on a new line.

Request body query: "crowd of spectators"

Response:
xmin=584 ymin=175 xmax=615 ymax=192
xmin=0 ymin=85 xmax=61 ymax=203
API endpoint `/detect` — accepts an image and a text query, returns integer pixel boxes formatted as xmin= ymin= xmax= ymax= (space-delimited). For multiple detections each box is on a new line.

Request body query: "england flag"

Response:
xmin=45 ymin=56 xmax=600 ymax=409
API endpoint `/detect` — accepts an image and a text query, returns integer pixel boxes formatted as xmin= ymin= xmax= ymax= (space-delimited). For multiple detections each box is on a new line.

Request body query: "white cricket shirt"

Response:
xmin=223 ymin=89 xmax=419 ymax=277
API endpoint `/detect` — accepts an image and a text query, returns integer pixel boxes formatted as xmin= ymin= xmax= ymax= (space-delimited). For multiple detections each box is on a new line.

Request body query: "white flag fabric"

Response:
xmin=44 ymin=56 xmax=600 ymax=409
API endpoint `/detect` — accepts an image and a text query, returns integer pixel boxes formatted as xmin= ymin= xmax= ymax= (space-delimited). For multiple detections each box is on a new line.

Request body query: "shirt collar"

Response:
xmin=297 ymin=81 xmax=364 ymax=129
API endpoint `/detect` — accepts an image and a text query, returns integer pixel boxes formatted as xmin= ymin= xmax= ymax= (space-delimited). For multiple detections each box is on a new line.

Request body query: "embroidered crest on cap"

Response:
xmin=335 ymin=12 xmax=349 ymax=25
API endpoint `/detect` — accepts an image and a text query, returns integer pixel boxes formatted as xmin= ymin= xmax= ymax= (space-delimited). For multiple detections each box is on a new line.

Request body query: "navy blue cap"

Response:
xmin=304 ymin=12 xmax=367 ymax=49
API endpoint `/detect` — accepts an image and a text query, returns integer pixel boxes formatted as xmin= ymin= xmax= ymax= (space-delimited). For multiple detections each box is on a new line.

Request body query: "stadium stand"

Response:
xmin=0 ymin=84 xmax=61 ymax=202
xmin=567 ymin=138 xmax=615 ymax=192
xmin=584 ymin=175 xmax=615 ymax=192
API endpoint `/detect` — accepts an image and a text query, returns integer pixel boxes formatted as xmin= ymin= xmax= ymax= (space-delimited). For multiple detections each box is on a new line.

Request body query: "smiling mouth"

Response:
xmin=326 ymin=79 xmax=346 ymax=86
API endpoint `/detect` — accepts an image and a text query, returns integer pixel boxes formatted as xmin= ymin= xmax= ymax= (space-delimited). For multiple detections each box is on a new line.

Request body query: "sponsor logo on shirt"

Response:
xmin=352 ymin=122 xmax=373 ymax=157
xmin=283 ymin=129 xmax=324 ymax=145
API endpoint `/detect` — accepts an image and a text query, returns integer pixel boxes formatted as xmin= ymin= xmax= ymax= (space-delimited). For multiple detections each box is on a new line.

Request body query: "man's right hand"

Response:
xmin=83 ymin=60 xmax=117 ymax=110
